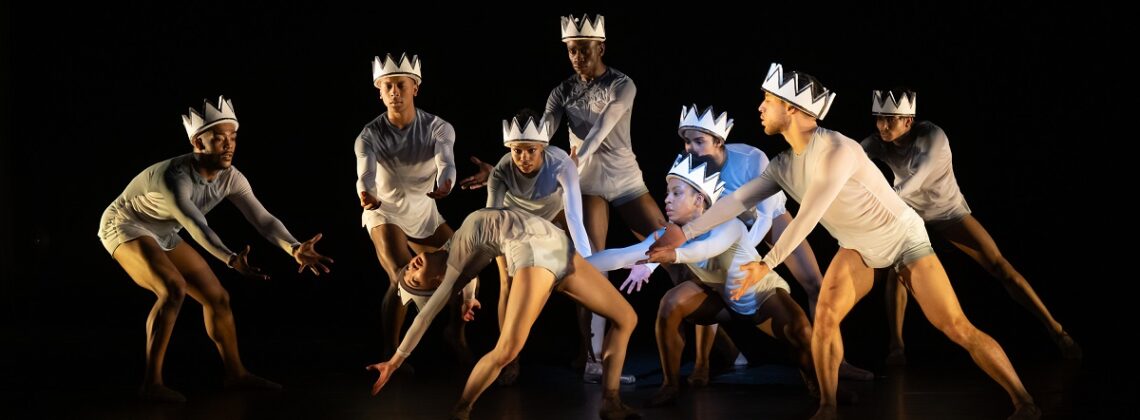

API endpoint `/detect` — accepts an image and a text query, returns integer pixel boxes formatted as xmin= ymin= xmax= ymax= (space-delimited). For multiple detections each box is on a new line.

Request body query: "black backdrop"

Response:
xmin=2 ymin=2 xmax=1129 ymax=412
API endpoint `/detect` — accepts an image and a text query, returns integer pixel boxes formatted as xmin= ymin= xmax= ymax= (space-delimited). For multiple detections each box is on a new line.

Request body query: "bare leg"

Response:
xmin=688 ymin=324 xmax=716 ymax=387
xmin=937 ymin=215 xmax=1079 ymax=359
xmin=113 ymin=237 xmax=189 ymax=402
xmin=559 ymin=255 xmax=640 ymax=418
xmin=368 ymin=225 xmax=414 ymax=359
xmin=494 ymin=256 xmax=511 ymax=330
xmin=883 ymin=267 xmax=908 ymax=365
xmin=902 ymin=254 xmax=1039 ymax=418
xmin=650 ymin=281 xmax=708 ymax=407
xmin=453 ymin=267 xmax=555 ymax=418
xmin=810 ymin=248 xmax=875 ymax=419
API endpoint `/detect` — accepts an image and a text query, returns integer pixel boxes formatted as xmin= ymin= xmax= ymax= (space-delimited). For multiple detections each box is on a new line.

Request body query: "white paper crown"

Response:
xmin=760 ymin=63 xmax=836 ymax=120
xmin=871 ymin=90 xmax=917 ymax=116
xmin=502 ymin=116 xmax=552 ymax=145
xmin=372 ymin=53 xmax=422 ymax=87
xmin=561 ymin=14 xmax=605 ymax=41
xmin=667 ymin=154 xmax=726 ymax=205
xmin=182 ymin=96 xmax=238 ymax=140
xmin=678 ymin=104 xmax=734 ymax=140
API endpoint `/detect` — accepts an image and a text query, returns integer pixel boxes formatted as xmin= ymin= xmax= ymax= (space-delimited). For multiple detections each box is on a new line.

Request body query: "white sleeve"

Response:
xmin=543 ymin=86 xmax=565 ymax=136
xmin=557 ymin=162 xmax=593 ymax=257
xmin=226 ymin=171 xmax=301 ymax=255
xmin=161 ymin=172 xmax=235 ymax=262
xmin=574 ymin=78 xmax=635 ymax=161
xmin=432 ymin=121 xmax=458 ymax=192
xmin=893 ymin=128 xmax=950 ymax=197
xmin=461 ymin=277 xmax=478 ymax=301
xmin=674 ymin=221 xmax=743 ymax=264
xmin=586 ymin=233 xmax=657 ymax=272
xmin=354 ymin=134 xmax=376 ymax=196
xmin=485 ymin=164 xmax=508 ymax=208
xmin=761 ymin=145 xmax=857 ymax=269
xmin=396 ymin=266 xmax=465 ymax=358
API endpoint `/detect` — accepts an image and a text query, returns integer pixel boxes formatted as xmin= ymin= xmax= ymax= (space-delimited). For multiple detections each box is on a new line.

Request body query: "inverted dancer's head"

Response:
xmin=396 ymin=250 xmax=448 ymax=309
xmin=502 ymin=109 xmax=550 ymax=175
xmin=871 ymin=88 xmax=917 ymax=143
xmin=663 ymin=153 xmax=724 ymax=226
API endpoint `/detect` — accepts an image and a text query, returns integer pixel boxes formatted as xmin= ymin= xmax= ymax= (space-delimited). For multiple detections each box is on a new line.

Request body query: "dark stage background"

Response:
xmin=2 ymin=2 xmax=1129 ymax=418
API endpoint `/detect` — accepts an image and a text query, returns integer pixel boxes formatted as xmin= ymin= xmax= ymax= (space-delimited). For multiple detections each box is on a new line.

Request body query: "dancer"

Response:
xmin=648 ymin=64 xmax=1040 ymax=419
xmin=97 ymin=96 xmax=333 ymax=402
xmin=366 ymin=208 xmax=639 ymax=420
xmin=356 ymin=53 xmax=474 ymax=363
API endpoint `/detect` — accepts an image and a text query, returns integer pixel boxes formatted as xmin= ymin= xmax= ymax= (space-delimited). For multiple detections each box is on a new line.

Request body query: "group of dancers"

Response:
xmin=98 ymin=13 xmax=1078 ymax=420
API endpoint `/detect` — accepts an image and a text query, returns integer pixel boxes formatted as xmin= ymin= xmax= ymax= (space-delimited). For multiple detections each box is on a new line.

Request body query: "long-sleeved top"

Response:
xmin=543 ymin=68 xmax=646 ymax=196
xmin=98 ymin=153 xmax=300 ymax=261
xmin=683 ymin=127 xmax=915 ymax=270
xmin=720 ymin=143 xmax=789 ymax=247
xmin=396 ymin=208 xmax=573 ymax=358
xmin=590 ymin=219 xmax=783 ymax=316
xmin=861 ymin=121 xmax=970 ymax=222
xmin=486 ymin=146 xmax=592 ymax=257
xmin=354 ymin=108 xmax=456 ymax=236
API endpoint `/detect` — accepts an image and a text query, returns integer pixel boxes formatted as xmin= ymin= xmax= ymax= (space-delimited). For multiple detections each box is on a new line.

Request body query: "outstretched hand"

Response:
xmin=365 ymin=361 xmax=398 ymax=396
xmin=293 ymin=233 xmax=334 ymax=275
xmin=461 ymin=298 xmax=481 ymax=321
xmin=459 ymin=156 xmax=494 ymax=190
xmin=646 ymin=223 xmax=686 ymax=255
xmin=427 ymin=179 xmax=453 ymax=199
xmin=731 ymin=261 xmax=770 ymax=301
xmin=230 ymin=245 xmax=270 ymax=281
xmin=619 ymin=264 xmax=654 ymax=294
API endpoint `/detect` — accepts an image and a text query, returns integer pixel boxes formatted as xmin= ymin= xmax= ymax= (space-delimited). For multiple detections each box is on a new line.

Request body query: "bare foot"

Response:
xmin=809 ymin=405 xmax=838 ymax=420
xmin=686 ymin=365 xmax=709 ymax=387
xmin=1051 ymin=330 xmax=1082 ymax=360
xmin=886 ymin=348 xmax=907 ymax=366
xmin=601 ymin=395 xmax=641 ymax=419
xmin=839 ymin=360 xmax=874 ymax=381
xmin=138 ymin=383 xmax=186 ymax=403
xmin=449 ymin=404 xmax=472 ymax=420
xmin=645 ymin=385 xmax=680 ymax=408
xmin=224 ymin=373 xmax=283 ymax=390
xmin=1008 ymin=402 xmax=1042 ymax=419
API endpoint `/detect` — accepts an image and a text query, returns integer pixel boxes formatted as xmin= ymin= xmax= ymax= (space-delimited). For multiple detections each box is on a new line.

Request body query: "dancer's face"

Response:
xmin=508 ymin=142 xmax=546 ymax=175
xmin=193 ymin=122 xmax=237 ymax=170
xmin=376 ymin=76 xmax=419 ymax=112
xmin=758 ymin=92 xmax=790 ymax=136
xmin=565 ymin=40 xmax=604 ymax=78
xmin=403 ymin=251 xmax=446 ymax=290
xmin=875 ymin=115 xmax=914 ymax=143
xmin=680 ymin=129 xmax=724 ymax=160
xmin=663 ymin=178 xmax=706 ymax=225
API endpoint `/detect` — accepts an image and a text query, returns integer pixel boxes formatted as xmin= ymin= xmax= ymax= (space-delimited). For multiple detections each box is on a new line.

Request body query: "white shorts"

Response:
xmin=574 ymin=147 xmax=650 ymax=206
xmin=855 ymin=209 xmax=935 ymax=270
xmin=97 ymin=208 xmax=181 ymax=255
xmin=503 ymin=233 xmax=575 ymax=283
xmin=361 ymin=196 xmax=446 ymax=239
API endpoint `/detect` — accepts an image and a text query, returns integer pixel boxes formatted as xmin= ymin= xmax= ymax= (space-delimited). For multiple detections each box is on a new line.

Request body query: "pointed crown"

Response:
xmin=678 ymin=104 xmax=734 ymax=140
xmin=502 ymin=116 xmax=552 ymax=145
xmin=760 ymin=63 xmax=836 ymax=120
xmin=667 ymin=154 xmax=726 ymax=205
xmin=372 ymin=53 xmax=422 ymax=87
xmin=561 ymin=14 xmax=605 ymax=41
xmin=182 ymin=96 xmax=238 ymax=140
xmin=871 ymin=89 xmax=917 ymax=116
